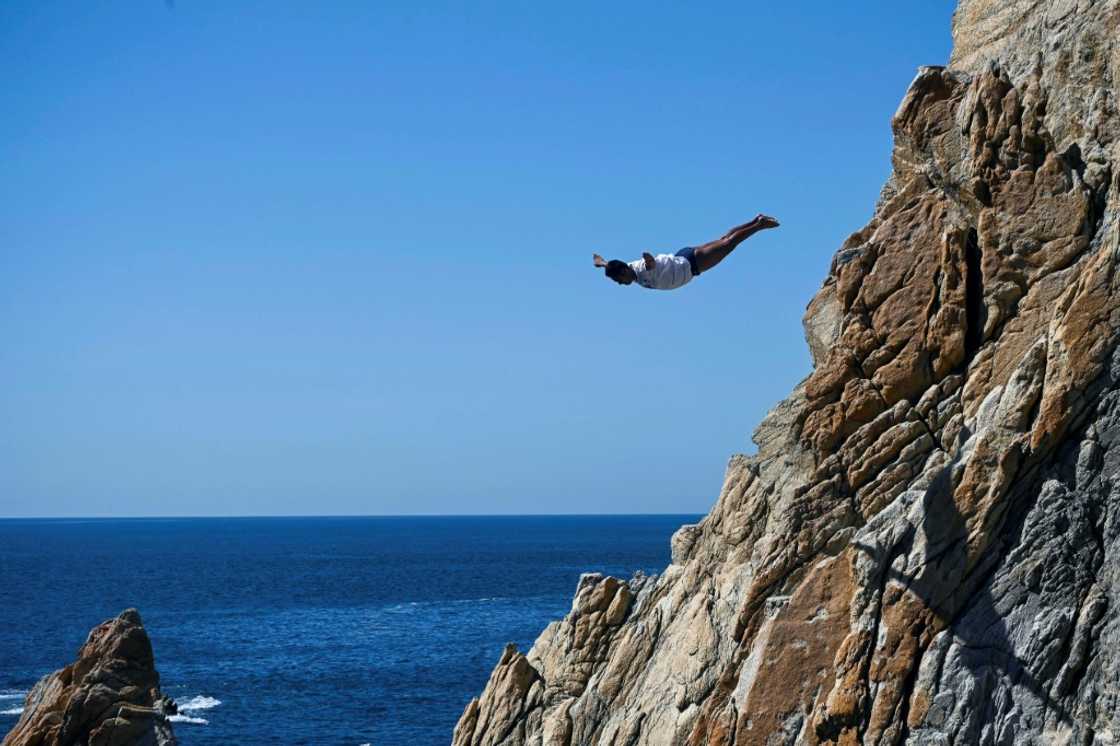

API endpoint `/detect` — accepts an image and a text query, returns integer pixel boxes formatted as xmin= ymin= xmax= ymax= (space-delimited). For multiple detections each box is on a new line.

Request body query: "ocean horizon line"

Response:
xmin=0 ymin=512 xmax=705 ymax=521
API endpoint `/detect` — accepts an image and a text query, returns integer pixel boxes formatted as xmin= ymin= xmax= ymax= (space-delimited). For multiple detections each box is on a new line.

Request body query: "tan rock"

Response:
xmin=3 ymin=610 xmax=176 ymax=746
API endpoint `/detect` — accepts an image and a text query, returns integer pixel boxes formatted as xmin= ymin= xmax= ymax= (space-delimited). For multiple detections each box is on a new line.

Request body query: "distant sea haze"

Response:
xmin=0 ymin=514 xmax=694 ymax=744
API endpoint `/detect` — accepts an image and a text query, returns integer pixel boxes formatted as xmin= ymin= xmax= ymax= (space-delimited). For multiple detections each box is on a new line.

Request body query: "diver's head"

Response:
xmin=605 ymin=260 xmax=636 ymax=285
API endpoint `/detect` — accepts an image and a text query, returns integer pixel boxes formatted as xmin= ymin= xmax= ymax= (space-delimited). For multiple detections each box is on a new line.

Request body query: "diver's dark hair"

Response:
xmin=605 ymin=260 xmax=630 ymax=283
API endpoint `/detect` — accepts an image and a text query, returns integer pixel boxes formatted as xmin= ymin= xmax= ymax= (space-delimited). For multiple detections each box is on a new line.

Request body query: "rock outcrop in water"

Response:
xmin=454 ymin=1 xmax=1120 ymax=743
xmin=3 ymin=610 xmax=177 ymax=746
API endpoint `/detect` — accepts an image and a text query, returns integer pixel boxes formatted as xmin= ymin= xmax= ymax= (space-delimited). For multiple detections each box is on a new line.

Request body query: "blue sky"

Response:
xmin=1 ymin=1 xmax=955 ymax=517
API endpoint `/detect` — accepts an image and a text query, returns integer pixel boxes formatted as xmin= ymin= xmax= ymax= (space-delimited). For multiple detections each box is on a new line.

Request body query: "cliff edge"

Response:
xmin=454 ymin=1 xmax=1120 ymax=744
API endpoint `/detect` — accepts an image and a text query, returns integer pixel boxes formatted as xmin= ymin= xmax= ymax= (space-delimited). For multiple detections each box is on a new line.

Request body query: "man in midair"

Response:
xmin=593 ymin=214 xmax=779 ymax=290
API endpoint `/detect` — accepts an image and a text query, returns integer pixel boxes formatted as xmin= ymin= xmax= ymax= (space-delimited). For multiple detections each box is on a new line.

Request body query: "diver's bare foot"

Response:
xmin=755 ymin=214 xmax=779 ymax=229
xmin=724 ymin=216 xmax=763 ymax=237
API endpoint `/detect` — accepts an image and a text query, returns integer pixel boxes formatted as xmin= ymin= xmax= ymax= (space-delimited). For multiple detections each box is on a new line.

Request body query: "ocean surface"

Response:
xmin=0 ymin=515 xmax=696 ymax=745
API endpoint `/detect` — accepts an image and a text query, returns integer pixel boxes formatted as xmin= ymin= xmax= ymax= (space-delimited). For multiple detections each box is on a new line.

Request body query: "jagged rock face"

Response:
xmin=454 ymin=1 xmax=1120 ymax=744
xmin=3 ymin=610 xmax=177 ymax=746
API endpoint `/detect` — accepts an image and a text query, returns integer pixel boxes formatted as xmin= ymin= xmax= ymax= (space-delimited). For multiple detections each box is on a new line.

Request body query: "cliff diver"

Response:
xmin=593 ymin=214 xmax=779 ymax=290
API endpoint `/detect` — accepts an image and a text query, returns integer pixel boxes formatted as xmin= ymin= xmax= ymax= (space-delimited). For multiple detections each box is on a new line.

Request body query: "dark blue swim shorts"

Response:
xmin=675 ymin=246 xmax=700 ymax=276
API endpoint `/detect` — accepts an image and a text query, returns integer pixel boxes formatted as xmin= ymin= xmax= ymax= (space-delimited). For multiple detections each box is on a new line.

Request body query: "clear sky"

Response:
xmin=1 ymin=1 xmax=955 ymax=517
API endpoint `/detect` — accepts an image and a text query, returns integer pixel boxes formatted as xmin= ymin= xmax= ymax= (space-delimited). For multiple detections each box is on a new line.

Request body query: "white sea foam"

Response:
xmin=177 ymin=695 xmax=221 ymax=712
xmin=381 ymin=596 xmax=515 ymax=613
xmin=1 ymin=690 xmax=26 ymax=716
xmin=168 ymin=714 xmax=208 ymax=725
xmin=166 ymin=694 xmax=220 ymax=725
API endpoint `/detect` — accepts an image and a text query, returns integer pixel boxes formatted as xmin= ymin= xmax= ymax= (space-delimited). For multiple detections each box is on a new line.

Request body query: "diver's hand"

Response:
xmin=593 ymin=253 xmax=607 ymax=268
xmin=642 ymin=252 xmax=655 ymax=270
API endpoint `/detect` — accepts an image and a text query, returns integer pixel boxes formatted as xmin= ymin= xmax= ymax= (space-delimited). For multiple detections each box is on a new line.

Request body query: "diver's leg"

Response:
xmin=693 ymin=216 xmax=778 ymax=273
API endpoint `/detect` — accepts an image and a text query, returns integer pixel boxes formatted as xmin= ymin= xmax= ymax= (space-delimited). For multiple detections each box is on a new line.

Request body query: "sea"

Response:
xmin=0 ymin=515 xmax=695 ymax=745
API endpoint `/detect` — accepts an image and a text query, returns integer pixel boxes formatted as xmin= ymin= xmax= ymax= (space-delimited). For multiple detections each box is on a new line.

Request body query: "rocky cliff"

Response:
xmin=3 ymin=610 xmax=177 ymax=746
xmin=454 ymin=1 xmax=1120 ymax=744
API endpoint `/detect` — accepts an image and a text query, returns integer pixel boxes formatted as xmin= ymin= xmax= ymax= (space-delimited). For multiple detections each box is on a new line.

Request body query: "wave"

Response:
xmin=167 ymin=694 xmax=220 ymax=725
xmin=177 ymin=695 xmax=221 ymax=712
xmin=1 ymin=690 xmax=26 ymax=716
xmin=168 ymin=714 xmax=208 ymax=725
xmin=381 ymin=596 xmax=554 ymax=613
